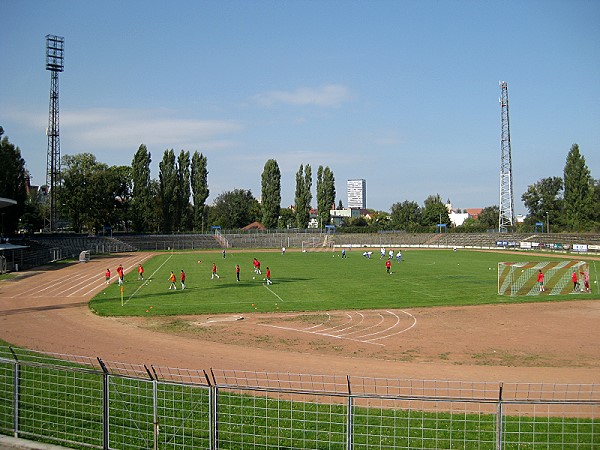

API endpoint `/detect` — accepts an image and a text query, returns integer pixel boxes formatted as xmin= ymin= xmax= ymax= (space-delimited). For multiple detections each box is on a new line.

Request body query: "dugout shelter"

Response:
xmin=0 ymin=197 xmax=28 ymax=273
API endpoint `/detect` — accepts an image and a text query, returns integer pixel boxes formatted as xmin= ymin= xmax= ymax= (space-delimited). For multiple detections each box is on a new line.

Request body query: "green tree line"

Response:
xmin=1 ymin=126 xmax=599 ymax=235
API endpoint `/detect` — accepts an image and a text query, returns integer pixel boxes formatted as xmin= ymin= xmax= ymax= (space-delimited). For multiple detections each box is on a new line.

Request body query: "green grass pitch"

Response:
xmin=3 ymin=250 xmax=599 ymax=449
xmin=89 ymin=249 xmax=597 ymax=317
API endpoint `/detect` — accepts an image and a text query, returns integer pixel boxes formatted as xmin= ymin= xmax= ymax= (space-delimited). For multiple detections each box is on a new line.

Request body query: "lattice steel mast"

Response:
xmin=45 ymin=35 xmax=64 ymax=232
xmin=498 ymin=81 xmax=514 ymax=232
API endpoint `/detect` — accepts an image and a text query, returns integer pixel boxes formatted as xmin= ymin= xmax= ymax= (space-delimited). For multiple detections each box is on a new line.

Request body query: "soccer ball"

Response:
xmin=253 ymin=276 xmax=255 ymax=279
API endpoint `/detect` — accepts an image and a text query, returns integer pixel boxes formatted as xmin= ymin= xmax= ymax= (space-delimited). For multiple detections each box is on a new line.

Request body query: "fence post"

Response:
xmin=9 ymin=348 xmax=20 ymax=438
xmin=210 ymin=368 xmax=218 ymax=450
xmin=153 ymin=378 xmax=159 ymax=450
xmin=346 ymin=375 xmax=353 ymax=450
xmin=496 ymin=382 xmax=504 ymax=450
xmin=97 ymin=358 xmax=110 ymax=450
xmin=210 ymin=385 xmax=219 ymax=450
xmin=144 ymin=365 xmax=160 ymax=450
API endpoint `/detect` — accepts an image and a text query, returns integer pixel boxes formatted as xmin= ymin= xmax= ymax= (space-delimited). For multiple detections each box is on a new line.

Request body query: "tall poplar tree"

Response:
xmin=325 ymin=168 xmax=335 ymax=205
xmin=304 ymin=165 xmax=312 ymax=226
xmin=191 ymin=151 xmax=209 ymax=232
xmin=316 ymin=166 xmax=325 ymax=227
xmin=148 ymin=179 xmax=162 ymax=232
xmin=563 ymin=144 xmax=593 ymax=231
xmin=261 ymin=159 xmax=281 ymax=229
xmin=294 ymin=165 xmax=305 ymax=228
xmin=177 ymin=150 xmax=191 ymax=231
xmin=324 ymin=167 xmax=335 ymax=226
xmin=316 ymin=165 xmax=336 ymax=228
xmin=294 ymin=164 xmax=312 ymax=228
xmin=159 ymin=149 xmax=178 ymax=233
xmin=131 ymin=144 xmax=152 ymax=232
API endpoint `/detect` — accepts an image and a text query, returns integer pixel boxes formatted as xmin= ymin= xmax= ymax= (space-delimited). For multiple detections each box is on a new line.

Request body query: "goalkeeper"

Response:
xmin=537 ymin=270 xmax=545 ymax=292
xmin=571 ymin=271 xmax=579 ymax=292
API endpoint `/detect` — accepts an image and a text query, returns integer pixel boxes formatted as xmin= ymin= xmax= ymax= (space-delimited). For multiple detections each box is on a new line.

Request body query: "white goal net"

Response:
xmin=498 ymin=260 xmax=589 ymax=296
xmin=301 ymin=235 xmax=335 ymax=252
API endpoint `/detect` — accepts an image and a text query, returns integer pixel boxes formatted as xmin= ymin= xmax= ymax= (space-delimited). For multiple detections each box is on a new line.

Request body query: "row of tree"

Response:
xmin=0 ymin=128 xmax=340 ymax=233
xmin=521 ymin=144 xmax=600 ymax=232
xmin=1 ymin=125 xmax=599 ymax=235
xmin=376 ymin=144 xmax=598 ymax=233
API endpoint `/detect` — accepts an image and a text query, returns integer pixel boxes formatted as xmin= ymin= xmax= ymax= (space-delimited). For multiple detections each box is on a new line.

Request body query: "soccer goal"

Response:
xmin=301 ymin=235 xmax=335 ymax=252
xmin=498 ymin=260 xmax=589 ymax=296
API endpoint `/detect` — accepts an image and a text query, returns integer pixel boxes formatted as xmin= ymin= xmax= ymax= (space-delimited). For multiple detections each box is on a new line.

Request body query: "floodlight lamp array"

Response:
xmin=46 ymin=34 xmax=64 ymax=72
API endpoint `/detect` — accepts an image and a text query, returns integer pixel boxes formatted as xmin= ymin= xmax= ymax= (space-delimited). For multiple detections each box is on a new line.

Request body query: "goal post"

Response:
xmin=301 ymin=235 xmax=335 ymax=252
xmin=498 ymin=260 xmax=589 ymax=296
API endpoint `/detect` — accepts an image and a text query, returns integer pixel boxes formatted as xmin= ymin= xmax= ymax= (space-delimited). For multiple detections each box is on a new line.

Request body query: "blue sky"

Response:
xmin=2 ymin=0 xmax=599 ymax=215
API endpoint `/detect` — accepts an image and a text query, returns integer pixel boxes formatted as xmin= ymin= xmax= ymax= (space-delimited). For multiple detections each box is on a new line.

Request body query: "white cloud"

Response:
xmin=56 ymin=108 xmax=243 ymax=151
xmin=253 ymin=84 xmax=353 ymax=107
xmin=4 ymin=107 xmax=244 ymax=152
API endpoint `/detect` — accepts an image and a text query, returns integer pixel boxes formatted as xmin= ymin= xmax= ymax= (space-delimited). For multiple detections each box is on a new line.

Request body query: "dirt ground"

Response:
xmin=1 ymin=254 xmax=599 ymax=384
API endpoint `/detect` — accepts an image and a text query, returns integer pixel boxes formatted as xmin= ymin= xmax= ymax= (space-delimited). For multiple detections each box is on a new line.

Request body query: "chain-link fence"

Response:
xmin=0 ymin=349 xmax=598 ymax=449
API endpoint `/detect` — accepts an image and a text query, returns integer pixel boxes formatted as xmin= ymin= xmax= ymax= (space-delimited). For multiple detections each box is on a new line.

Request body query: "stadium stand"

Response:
xmin=29 ymin=234 xmax=136 ymax=256
xmin=115 ymin=234 xmax=220 ymax=251
xmin=4 ymin=231 xmax=599 ymax=273
xmin=2 ymin=235 xmax=136 ymax=271
xmin=224 ymin=231 xmax=600 ymax=254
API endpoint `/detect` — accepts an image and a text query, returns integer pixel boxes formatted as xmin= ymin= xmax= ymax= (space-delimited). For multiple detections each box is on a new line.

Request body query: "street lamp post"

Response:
xmin=546 ymin=212 xmax=550 ymax=234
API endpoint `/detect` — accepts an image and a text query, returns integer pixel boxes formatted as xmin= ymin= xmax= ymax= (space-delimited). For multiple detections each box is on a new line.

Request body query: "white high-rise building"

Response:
xmin=347 ymin=179 xmax=366 ymax=209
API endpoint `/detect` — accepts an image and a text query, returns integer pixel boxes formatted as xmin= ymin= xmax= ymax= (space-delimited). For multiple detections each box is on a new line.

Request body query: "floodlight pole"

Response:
xmin=498 ymin=81 xmax=515 ymax=233
xmin=45 ymin=34 xmax=64 ymax=232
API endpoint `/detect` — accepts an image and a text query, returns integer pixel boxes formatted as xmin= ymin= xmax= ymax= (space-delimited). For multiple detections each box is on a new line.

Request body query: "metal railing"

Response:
xmin=0 ymin=349 xmax=598 ymax=449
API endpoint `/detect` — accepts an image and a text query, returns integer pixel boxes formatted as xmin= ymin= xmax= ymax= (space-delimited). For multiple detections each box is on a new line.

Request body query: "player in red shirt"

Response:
xmin=385 ymin=259 xmax=392 ymax=274
xmin=537 ymin=270 xmax=545 ymax=292
xmin=180 ymin=270 xmax=186 ymax=289
xmin=582 ymin=271 xmax=590 ymax=293
xmin=211 ymin=263 xmax=220 ymax=279
xmin=253 ymin=258 xmax=262 ymax=274
xmin=117 ymin=264 xmax=124 ymax=285
xmin=265 ymin=267 xmax=272 ymax=285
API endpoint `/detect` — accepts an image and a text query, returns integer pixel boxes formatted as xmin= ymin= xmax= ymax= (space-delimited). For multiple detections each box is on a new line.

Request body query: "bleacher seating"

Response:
xmin=224 ymin=231 xmax=600 ymax=253
xmin=29 ymin=235 xmax=136 ymax=257
xmin=226 ymin=232 xmax=313 ymax=249
xmin=116 ymin=234 xmax=220 ymax=251
xmin=4 ymin=239 xmax=57 ymax=271
xmin=7 ymin=231 xmax=600 ymax=272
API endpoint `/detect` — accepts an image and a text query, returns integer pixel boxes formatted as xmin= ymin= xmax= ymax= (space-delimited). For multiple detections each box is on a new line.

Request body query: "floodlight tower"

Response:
xmin=498 ymin=81 xmax=514 ymax=232
xmin=45 ymin=35 xmax=64 ymax=232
